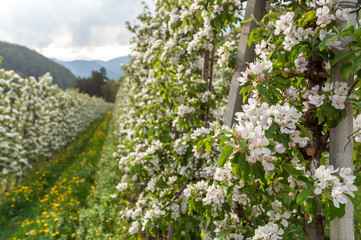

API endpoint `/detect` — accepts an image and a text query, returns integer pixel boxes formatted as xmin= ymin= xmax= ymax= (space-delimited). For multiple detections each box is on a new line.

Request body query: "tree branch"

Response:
xmin=348 ymin=79 xmax=359 ymax=96
xmin=290 ymin=0 xmax=308 ymax=11
xmin=161 ymin=183 xmax=189 ymax=210
xmin=252 ymin=193 xmax=268 ymax=222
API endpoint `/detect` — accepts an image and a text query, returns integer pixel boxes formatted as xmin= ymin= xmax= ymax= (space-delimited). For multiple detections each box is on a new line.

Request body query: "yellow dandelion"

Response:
xmin=54 ymin=218 xmax=59 ymax=222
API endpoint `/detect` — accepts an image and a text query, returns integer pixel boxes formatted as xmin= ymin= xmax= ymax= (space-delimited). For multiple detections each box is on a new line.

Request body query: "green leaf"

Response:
xmin=296 ymin=123 xmax=312 ymax=142
xmin=242 ymin=161 xmax=251 ymax=182
xmin=353 ymin=28 xmax=361 ymax=39
xmin=283 ymin=195 xmax=294 ymax=207
xmin=316 ymin=108 xmax=325 ymax=124
xmin=196 ymin=139 xmax=205 ymax=151
xmin=319 ymin=34 xmax=334 ymax=51
xmin=216 ymin=229 xmax=233 ymax=239
xmin=262 ymin=12 xmax=282 ymax=22
xmin=231 ymin=152 xmax=241 ymax=164
xmin=283 ymin=165 xmax=300 ymax=177
xmin=219 ymin=136 xmax=231 ymax=148
xmin=305 ymin=197 xmax=318 ymax=220
xmin=325 ymin=104 xmax=344 ymax=128
xmin=301 ymin=11 xmax=316 ymax=26
xmin=331 ymin=51 xmax=353 ymax=65
xmin=296 ymin=188 xmax=313 ymax=204
xmin=237 ymin=151 xmax=247 ymax=179
xmin=185 ymin=222 xmax=193 ymax=231
xmin=329 ymin=200 xmax=346 ymax=220
xmin=351 ymin=53 xmax=361 ymax=72
xmin=204 ymin=138 xmax=212 ymax=153
xmin=218 ymin=145 xmax=234 ymax=167
xmin=257 ymin=84 xmax=271 ymax=101
xmin=340 ymin=62 xmax=353 ymax=81
xmin=252 ymin=162 xmax=266 ymax=183
xmin=265 ymin=125 xmax=277 ymax=139
xmin=240 ymin=17 xmax=254 ymax=24
xmin=248 ymin=28 xmax=261 ymax=46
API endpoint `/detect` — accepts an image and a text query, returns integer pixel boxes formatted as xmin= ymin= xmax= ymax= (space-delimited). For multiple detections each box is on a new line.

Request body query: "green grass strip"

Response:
xmin=0 ymin=111 xmax=112 ymax=240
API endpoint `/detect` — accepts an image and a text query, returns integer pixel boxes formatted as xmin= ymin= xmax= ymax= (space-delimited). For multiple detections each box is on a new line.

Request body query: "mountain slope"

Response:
xmin=0 ymin=41 xmax=76 ymax=89
xmin=54 ymin=56 xmax=130 ymax=81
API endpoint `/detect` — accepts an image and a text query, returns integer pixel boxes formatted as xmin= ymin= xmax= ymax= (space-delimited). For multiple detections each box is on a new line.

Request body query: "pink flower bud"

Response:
xmin=289 ymin=192 xmax=295 ymax=197
xmin=268 ymin=75 xmax=271 ymax=78
xmin=238 ymin=148 xmax=243 ymax=152
xmin=257 ymin=73 xmax=265 ymax=83
xmin=299 ymin=69 xmax=305 ymax=73
xmin=290 ymin=142 xmax=296 ymax=148
xmin=284 ymin=68 xmax=290 ymax=73
xmin=292 ymin=97 xmax=296 ymax=101
xmin=235 ymin=129 xmax=242 ymax=137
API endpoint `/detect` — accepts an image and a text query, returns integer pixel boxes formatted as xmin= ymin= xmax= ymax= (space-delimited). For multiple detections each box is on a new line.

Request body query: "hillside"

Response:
xmin=0 ymin=41 xmax=76 ymax=89
xmin=54 ymin=56 xmax=130 ymax=81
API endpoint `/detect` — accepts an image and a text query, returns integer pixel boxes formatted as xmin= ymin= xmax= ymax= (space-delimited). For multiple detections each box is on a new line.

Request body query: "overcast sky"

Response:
xmin=0 ymin=0 xmax=154 ymax=61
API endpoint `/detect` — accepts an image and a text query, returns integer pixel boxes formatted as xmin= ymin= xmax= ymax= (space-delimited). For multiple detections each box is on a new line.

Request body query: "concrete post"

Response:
xmin=224 ymin=0 xmax=268 ymax=127
xmin=329 ymin=1 xmax=357 ymax=239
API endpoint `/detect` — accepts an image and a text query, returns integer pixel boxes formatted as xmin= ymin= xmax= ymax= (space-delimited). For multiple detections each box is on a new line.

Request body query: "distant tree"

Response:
xmin=74 ymin=67 xmax=120 ymax=102
xmin=101 ymin=80 xmax=120 ymax=103
xmin=74 ymin=67 xmax=107 ymax=97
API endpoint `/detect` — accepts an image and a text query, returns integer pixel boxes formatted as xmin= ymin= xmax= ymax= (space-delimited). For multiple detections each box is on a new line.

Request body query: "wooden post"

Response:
xmin=224 ymin=0 xmax=268 ymax=127
xmin=329 ymin=1 xmax=357 ymax=239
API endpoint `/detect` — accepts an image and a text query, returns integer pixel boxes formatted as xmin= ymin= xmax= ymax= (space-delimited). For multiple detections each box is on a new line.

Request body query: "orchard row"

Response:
xmin=0 ymin=69 xmax=112 ymax=182
xmin=111 ymin=0 xmax=361 ymax=239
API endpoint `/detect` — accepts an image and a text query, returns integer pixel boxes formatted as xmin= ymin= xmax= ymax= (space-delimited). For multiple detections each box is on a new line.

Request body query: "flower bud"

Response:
xmin=288 ymin=192 xmax=295 ymax=197
xmin=284 ymin=68 xmax=290 ymax=73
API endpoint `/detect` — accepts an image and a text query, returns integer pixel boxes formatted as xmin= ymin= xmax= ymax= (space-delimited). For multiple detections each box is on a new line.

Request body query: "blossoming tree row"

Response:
xmin=112 ymin=0 xmax=361 ymax=239
xmin=0 ymin=68 xmax=113 ymax=183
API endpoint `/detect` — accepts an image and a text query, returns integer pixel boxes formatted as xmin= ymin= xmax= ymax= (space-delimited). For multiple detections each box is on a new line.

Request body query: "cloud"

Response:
xmin=0 ymin=0 xmax=154 ymax=60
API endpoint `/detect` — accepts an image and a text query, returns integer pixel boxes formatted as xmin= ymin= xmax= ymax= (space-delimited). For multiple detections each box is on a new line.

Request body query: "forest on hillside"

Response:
xmin=0 ymin=41 xmax=76 ymax=89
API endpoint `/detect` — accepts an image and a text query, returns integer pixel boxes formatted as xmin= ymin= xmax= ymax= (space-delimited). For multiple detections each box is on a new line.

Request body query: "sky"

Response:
xmin=0 ymin=0 xmax=154 ymax=61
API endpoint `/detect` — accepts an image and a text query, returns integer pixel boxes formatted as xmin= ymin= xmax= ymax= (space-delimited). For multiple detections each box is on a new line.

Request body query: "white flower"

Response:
xmin=332 ymin=186 xmax=348 ymax=208
xmin=116 ymin=182 xmax=128 ymax=192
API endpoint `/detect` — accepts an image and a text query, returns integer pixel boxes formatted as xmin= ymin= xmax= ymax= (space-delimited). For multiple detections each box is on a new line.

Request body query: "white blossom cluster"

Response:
xmin=0 ymin=70 xmax=112 ymax=179
xmin=234 ymin=98 xmax=307 ymax=171
xmin=303 ymin=81 xmax=354 ymax=110
xmin=312 ymin=165 xmax=357 ymax=208
xmin=252 ymin=222 xmax=284 ymax=240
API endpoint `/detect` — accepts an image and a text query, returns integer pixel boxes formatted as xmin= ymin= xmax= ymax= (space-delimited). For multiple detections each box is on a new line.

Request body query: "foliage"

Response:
xmin=109 ymin=0 xmax=361 ymax=239
xmin=0 ymin=41 xmax=76 ymax=89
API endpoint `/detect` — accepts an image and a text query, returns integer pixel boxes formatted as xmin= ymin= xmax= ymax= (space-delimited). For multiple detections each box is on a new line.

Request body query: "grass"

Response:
xmin=0 ymin=111 xmax=111 ymax=240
